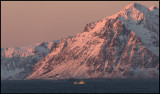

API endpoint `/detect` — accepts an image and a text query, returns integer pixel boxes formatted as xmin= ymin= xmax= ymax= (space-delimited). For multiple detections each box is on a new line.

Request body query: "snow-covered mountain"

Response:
xmin=1 ymin=41 xmax=60 ymax=80
xmin=1 ymin=3 xmax=159 ymax=80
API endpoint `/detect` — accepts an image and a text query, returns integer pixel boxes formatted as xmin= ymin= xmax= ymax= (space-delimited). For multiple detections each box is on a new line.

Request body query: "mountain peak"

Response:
xmin=129 ymin=2 xmax=141 ymax=6
xmin=1 ymin=3 xmax=159 ymax=80
xmin=107 ymin=3 xmax=148 ymax=20
xmin=125 ymin=3 xmax=142 ymax=8
xmin=124 ymin=3 xmax=149 ymax=12
xmin=149 ymin=5 xmax=158 ymax=11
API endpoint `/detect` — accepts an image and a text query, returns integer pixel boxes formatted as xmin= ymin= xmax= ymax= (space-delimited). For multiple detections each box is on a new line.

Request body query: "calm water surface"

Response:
xmin=1 ymin=78 xmax=159 ymax=93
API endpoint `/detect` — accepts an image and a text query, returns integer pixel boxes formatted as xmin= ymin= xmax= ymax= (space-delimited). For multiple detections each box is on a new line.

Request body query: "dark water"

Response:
xmin=1 ymin=78 xmax=159 ymax=93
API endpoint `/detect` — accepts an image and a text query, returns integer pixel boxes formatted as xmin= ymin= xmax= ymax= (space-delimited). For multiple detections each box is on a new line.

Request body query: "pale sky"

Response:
xmin=1 ymin=1 xmax=159 ymax=48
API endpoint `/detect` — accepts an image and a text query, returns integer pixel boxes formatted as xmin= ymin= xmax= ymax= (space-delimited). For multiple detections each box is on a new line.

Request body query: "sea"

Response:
xmin=1 ymin=78 xmax=159 ymax=93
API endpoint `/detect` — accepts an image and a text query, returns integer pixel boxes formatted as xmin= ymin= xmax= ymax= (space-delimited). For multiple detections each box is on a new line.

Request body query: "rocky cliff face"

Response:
xmin=1 ymin=3 xmax=159 ymax=80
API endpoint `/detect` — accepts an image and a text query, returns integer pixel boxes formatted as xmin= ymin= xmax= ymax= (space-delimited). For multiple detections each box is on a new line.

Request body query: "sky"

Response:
xmin=1 ymin=1 xmax=159 ymax=48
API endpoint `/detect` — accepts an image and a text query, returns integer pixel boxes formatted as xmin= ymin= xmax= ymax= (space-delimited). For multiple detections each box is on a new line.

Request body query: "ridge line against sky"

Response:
xmin=1 ymin=1 xmax=159 ymax=48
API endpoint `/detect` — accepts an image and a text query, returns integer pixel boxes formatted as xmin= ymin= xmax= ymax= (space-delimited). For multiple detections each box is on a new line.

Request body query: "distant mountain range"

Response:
xmin=1 ymin=3 xmax=159 ymax=80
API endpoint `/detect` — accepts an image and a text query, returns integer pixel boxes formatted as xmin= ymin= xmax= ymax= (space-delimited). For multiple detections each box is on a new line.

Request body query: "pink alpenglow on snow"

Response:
xmin=1 ymin=3 xmax=159 ymax=80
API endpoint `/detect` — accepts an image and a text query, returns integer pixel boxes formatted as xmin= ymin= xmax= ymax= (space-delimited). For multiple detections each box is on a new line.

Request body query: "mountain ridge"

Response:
xmin=1 ymin=3 xmax=159 ymax=80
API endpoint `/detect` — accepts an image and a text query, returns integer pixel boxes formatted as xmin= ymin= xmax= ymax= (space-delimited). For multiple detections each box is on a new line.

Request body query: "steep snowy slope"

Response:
xmin=28 ymin=3 xmax=159 ymax=79
xmin=107 ymin=3 xmax=159 ymax=56
xmin=1 ymin=3 xmax=159 ymax=80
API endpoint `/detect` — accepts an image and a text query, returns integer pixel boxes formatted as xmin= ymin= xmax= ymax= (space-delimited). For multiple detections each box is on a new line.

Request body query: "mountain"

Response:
xmin=1 ymin=3 xmax=159 ymax=80
xmin=1 ymin=41 xmax=60 ymax=80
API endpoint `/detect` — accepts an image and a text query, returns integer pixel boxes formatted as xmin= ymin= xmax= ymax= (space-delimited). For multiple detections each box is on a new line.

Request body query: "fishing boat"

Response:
xmin=74 ymin=80 xmax=85 ymax=85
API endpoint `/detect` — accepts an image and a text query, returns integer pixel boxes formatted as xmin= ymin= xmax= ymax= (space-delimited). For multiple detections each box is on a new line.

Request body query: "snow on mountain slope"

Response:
xmin=28 ymin=3 xmax=159 ymax=80
xmin=1 ymin=41 xmax=60 ymax=80
xmin=149 ymin=5 xmax=159 ymax=16
xmin=106 ymin=3 xmax=159 ymax=56
xmin=1 ymin=3 xmax=159 ymax=80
